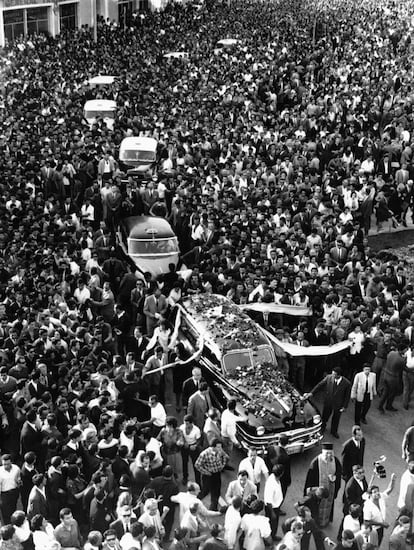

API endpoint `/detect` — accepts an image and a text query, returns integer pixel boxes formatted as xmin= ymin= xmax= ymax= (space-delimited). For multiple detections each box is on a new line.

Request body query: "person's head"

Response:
xmin=210 ymin=438 xmax=223 ymax=451
xmin=187 ymin=482 xmax=201 ymax=496
xmin=238 ymin=470 xmax=249 ymax=486
xmin=59 ymin=508 xmax=73 ymax=525
xmin=227 ymin=399 xmax=237 ymax=412
xmin=10 ymin=510 xmax=27 ymax=527
xmin=349 ymin=503 xmax=361 ymax=519
xmin=24 ymin=451 xmax=36 ymax=465
xmin=408 ymin=460 xmax=414 ymax=474
xmin=209 ymin=524 xmax=223 ymax=538
xmin=166 ymin=416 xmax=178 ymax=429
xmin=279 ymin=434 xmax=289 ymax=447
xmin=192 ymin=367 xmax=202 ymax=381
xmin=103 ymin=529 xmax=118 ymax=547
xmin=352 ymin=425 xmax=363 ymax=441
xmin=250 ymin=499 xmax=264 ymax=515
xmin=341 ymin=530 xmax=356 ymax=547
xmin=367 ymin=485 xmax=380 ymax=501
xmin=173 ymin=527 xmax=188 ymax=542
xmin=87 ymin=531 xmax=103 ymax=547
xmin=321 ymin=443 xmax=334 ymax=461
xmin=231 ymin=496 xmax=242 ymax=511
xmin=119 ymin=504 xmax=132 ymax=522
xmin=144 ymin=525 xmax=157 ymax=540
xmin=162 ymin=465 xmax=174 ymax=479
xmin=291 ymin=520 xmax=304 ymax=539
xmin=148 ymin=395 xmax=159 ymax=408
xmin=352 ymin=464 xmax=365 ymax=481
xmin=199 ymin=381 xmax=209 ymax=394
xmin=332 ymin=366 xmax=342 ymax=379
xmin=30 ymin=514 xmax=46 ymax=532
xmin=0 ymin=525 xmax=15 ymax=542
xmin=272 ymin=464 xmax=284 ymax=479
xmin=397 ymin=515 xmax=411 ymax=533
xmin=144 ymin=498 xmax=158 ymax=516
xmin=297 ymin=506 xmax=312 ymax=522
xmin=1 ymin=454 xmax=12 ymax=471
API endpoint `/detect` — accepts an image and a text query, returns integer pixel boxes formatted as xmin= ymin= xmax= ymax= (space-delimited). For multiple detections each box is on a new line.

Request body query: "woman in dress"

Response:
xmin=157 ymin=416 xmax=185 ymax=476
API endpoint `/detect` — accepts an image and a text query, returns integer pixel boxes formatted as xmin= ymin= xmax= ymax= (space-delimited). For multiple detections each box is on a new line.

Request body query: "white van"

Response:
xmin=83 ymin=99 xmax=116 ymax=130
xmin=119 ymin=136 xmax=158 ymax=175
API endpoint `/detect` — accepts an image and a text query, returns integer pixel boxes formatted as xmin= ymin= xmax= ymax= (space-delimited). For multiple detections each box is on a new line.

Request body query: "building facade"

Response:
xmin=0 ymin=0 xmax=150 ymax=47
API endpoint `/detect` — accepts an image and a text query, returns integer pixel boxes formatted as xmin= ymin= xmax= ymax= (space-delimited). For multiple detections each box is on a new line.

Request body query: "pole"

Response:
xmin=91 ymin=0 xmax=98 ymax=42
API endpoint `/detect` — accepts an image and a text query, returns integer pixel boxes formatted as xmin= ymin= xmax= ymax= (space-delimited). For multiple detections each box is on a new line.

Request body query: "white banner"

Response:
xmin=240 ymin=302 xmax=312 ymax=316
xmin=264 ymin=329 xmax=351 ymax=357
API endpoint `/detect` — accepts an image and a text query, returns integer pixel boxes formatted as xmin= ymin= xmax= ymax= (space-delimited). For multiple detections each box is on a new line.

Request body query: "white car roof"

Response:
xmin=217 ymin=38 xmax=239 ymax=46
xmin=120 ymin=137 xmax=158 ymax=151
xmin=163 ymin=52 xmax=189 ymax=59
xmin=84 ymin=100 xmax=116 ymax=110
xmin=88 ymin=75 xmax=116 ymax=85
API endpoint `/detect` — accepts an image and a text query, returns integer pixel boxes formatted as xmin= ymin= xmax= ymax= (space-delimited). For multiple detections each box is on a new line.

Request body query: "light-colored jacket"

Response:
xmin=351 ymin=371 xmax=377 ymax=402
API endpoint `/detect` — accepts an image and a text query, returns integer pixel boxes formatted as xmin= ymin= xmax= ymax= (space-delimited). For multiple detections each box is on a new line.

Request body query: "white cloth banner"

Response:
xmin=264 ymin=329 xmax=351 ymax=357
xmin=240 ymin=302 xmax=312 ymax=316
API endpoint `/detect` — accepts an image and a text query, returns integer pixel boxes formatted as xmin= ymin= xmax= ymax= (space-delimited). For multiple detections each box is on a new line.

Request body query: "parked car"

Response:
xmin=172 ymin=293 xmax=322 ymax=454
xmin=118 ymin=215 xmax=179 ymax=277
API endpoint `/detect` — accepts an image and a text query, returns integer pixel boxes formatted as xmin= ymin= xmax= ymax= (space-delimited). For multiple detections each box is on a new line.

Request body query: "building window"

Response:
xmin=118 ymin=0 xmax=135 ymax=27
xmin=26 ymin=7 xmax=49 ymax=36
xmin=4 ymin=6 xmax=49 ymax=43
xmin=60 ymin=2 xmax=78 ymax=31
xmin=4 ymin=9 xmax=24 ymax=43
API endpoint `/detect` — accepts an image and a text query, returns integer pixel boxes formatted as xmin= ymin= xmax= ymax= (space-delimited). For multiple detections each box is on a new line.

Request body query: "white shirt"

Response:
xmin=224 ymin=505 xmax=242 ymax=549
xmin=221 ymin=409 xmax=239 ymax=443
xmin=120 ymin=532 xmax=141 ymax=550
xmin=170 ymin=492 xmax=209 ymax=522
xmin=264 ymin=474 xmax=283 ymax=508
xmin=179 ymin=423 xmax=201 ymax=446
xmin=241 ymin=514 xmax=271 ymax=550
xmin=0 ymin=464 xmax=21 ymax=492
xmin=405 ymin=349 xmax=414 ymax=370
xmin=150 ymin=403 xmax=166 ymax=427
xmin=363 ymin=494 xmax=388 ymax=528
xmin=238 ymin=456 xmax=269 ymax=485
xmin=398 ymin=469 xmax=414 ymax=509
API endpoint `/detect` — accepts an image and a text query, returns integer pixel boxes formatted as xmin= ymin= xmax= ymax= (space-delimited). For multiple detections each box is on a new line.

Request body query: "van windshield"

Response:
xmin=122 ymin=150 xmax=156 ymax=162
xmin=129 ymin=238 xmax=178 ymax=255
xmin=84 ymin=110 xmax=115 ymax=119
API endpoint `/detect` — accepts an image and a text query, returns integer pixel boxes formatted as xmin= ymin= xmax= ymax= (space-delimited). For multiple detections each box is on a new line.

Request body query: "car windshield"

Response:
xmin=128 ymin=238 xmax=178 ymax=255
xmin=84 ymin=110 xmax=115 ymax=119
xmin=222 ymin=345 xmax=274 ymax=375
xmin=122 ymin=150 xmax=155 ymax=162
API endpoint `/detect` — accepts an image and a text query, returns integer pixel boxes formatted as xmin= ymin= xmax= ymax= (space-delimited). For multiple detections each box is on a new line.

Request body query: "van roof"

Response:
xmin=122 ymin=216 xmax=176 ymax=240
xmin=84 ymin=99 xmax=116 ymax=110
xmin=88 ymin=75 xmax=116 ymax=85
xmin=120 ymin=137 xmax=158 ymax=151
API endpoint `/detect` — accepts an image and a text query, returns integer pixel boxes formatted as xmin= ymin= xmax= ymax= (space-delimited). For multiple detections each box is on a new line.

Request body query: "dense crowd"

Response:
xmin=2 ymin=0 xmax=414 ymax=548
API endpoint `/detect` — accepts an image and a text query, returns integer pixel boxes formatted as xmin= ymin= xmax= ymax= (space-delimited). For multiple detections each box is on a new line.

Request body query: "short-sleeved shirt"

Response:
xmin=241 ymin=513 xmax=271 ymax=550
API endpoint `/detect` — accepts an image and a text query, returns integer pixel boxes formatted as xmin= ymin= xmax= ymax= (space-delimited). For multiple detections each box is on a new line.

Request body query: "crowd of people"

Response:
xmin=1 ymin=0 xmax=414 ymax=547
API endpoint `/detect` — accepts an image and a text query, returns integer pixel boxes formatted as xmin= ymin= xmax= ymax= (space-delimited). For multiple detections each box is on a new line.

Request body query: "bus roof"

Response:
xmin=122 ymin=216 xmax=176 ymax=240
xmin=84 ymin=99 xmax=116 ymax=110
xmin=88 ymin=75 xmax=116 ymax=85
xmin=120 ymin=137 xmax=158 ymax=152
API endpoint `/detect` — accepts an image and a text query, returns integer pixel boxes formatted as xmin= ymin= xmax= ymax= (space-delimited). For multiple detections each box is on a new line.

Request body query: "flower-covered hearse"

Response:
xmin=173 ymin=294 xmax=323 ymax=454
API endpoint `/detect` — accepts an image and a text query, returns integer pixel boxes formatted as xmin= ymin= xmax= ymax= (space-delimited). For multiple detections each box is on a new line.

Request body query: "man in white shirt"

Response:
xmin=0 ymin=454 xmax=22 ymax=524
xmin=224 ymin=496 xmax=242 ymax=550
xmin=264 ymin=464 xmax=284 ymax=541
xmin=238 ymin=447 xmax=269 ymax=491
xmin=180 ymin=414 xmax=202 ymax=484
xmin=170 ymin=482 xmax=221 ymax=523
xmin=363 ymin=475 xmax=396 ymax=546
xmin=221 ymin=399 xmax=244 ymax=458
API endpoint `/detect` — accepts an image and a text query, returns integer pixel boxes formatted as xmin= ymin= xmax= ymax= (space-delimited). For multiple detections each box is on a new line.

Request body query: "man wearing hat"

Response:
xmin=304 ymin=443 xmax=342 ymax=528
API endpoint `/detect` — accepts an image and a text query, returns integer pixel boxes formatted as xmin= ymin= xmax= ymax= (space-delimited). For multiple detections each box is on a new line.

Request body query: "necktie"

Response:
xmin=125 ymin=523 xmax=129 ymax=533
xmin=365 ymin=376 xmax=369 ymax=394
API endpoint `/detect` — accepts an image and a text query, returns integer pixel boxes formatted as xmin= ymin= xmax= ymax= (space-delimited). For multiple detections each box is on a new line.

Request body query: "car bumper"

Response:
xmin=237 ymin=423 xmax=323 ymax=455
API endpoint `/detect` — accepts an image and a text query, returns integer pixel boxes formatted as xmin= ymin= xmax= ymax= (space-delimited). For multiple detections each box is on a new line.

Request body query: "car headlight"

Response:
xmin=313 ymin=414 xmax=321 ymax=425
xmin=256 ymin=426 xmax=265 ymax=436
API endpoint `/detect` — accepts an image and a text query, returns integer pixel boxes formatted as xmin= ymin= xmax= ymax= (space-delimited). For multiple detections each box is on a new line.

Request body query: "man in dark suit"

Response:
xmin=128 ymin=326 xmax=149 ymax=359
xmin=110 ymin=504 xmax=137 ymax=539
xmin=187 ymin=382 xmax=212 ymax=430
xmin=147 ymin=465 xmax=179 ymax=541
xmin=341 ymin=426 xmax=366 ymax=482
xmin=112 ymin=446 xmax=132 ymax=484
xmin=55 ymin=397 xmax=76 ymax=439
xmin=343 ymin=464 xmax=368 ymax=515
xmin=305 ymin=367 xmax=351 ymax=438
xmin=182 ymin=367 xmax=204 ymax=411
xmin=27 ymin=473 xmax=48 ymax=520
xmin=267 ymin=434 xmax=291 ymax=501
xmin=20 ymin=409 xmax=42 ymax=457
xmin=112 ymin=303 xmax=131 ymax=356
